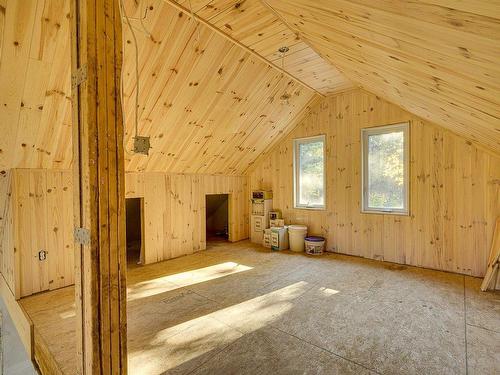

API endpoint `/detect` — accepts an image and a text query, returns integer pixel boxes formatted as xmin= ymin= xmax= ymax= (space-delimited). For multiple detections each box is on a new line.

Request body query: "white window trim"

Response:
xmin=361 ymin=122 xmax=410 ymax=216
xmin=293 ymin=134 xmax=326 ymax=210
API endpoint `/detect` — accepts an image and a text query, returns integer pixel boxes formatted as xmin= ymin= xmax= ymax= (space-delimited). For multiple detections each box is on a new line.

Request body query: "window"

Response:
xmin=361 ymin=123 xmax=409 ymax=215
xmin=293 ymin=135 xmax=326 ymax=209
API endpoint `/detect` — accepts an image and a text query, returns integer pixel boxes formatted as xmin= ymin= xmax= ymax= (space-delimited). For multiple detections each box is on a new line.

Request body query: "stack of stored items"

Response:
xmin=253 ymin=202 xmax=327 ymax=254
xmin=271 ymin=225 xmax=289 ymax=250
xmin=263 ymin=211 xmax=283 ymax=249
xmin=263 ymin=228 xmax=272 ymax=248
xmin=250 ymin=191 xmax=273 ymax=244
xmin=266 ymin=210 xmax=288 ymax=251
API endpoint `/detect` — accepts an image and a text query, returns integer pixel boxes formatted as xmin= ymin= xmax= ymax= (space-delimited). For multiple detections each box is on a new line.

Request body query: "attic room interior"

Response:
xmin=0 ymin=0 xmax=499 ymax=374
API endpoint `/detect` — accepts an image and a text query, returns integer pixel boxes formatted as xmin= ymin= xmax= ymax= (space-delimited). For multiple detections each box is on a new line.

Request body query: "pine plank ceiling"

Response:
xmin=263 ymin=0 xmax=500 ymax=154
xmin=0 ymin=0 xmax=331 ymax=174
xmin=173 ymin=0 xmax=353 ymax=95
xmin=1 ymin=0 xmax=498 ymax=175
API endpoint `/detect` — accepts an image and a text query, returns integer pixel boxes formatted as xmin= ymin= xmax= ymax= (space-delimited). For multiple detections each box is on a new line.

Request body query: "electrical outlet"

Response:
xmin=133 ymin=136 xmax=151 ymax=155
xmin=38 ymin=250 xmax=47 ymax=261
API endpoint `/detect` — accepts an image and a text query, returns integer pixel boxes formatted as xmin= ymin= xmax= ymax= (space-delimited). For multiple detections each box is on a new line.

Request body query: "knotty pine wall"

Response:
xmin=250 ymin=89 xmax=500 ymax=278
xmin=125 ymin=172 xmax=249 ymax=265
xmin=0 ymin=169 xmax=249 ymax=298
xmin=0 ymin=170 xmax=15 ymax=293
xmin=0 ymin=169 xmax=74 ymax=298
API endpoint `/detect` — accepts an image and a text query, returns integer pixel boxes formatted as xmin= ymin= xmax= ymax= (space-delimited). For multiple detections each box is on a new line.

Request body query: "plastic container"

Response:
xmin=271 ymin=226 xmax=289 ymax=251
xmin=304 ymin=236 xmax=325 ymax=255
xmin=288 ymin=225 xmax=308 ymax=252
xmin=263 ymin=229 xmax=272 ymax=248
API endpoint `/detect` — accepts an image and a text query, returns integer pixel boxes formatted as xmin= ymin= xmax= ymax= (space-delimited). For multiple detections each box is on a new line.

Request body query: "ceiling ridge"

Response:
xmin=259 ymin=0 xmax=357 ymax=94
xmin=162 ymin=0 xmax=323 ymax=96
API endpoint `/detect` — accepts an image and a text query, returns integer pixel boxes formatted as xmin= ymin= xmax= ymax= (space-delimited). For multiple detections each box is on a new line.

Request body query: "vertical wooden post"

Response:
xmin=70 ymin=0 xmax=127 ymax=374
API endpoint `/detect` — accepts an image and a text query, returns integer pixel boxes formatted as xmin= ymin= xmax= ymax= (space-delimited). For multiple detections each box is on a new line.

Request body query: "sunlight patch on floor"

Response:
xmin=59 ymin=309 xmax=76 ymax=319
xmin=318 ymin=287 xmax=340 ymax=296
xmin=127 ymin=262 xmax=253 ymax=301
xmin=128 ymin=281 xmax=312 ymax=375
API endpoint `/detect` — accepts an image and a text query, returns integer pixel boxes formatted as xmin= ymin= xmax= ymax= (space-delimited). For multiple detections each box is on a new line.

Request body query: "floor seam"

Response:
xmin=271 ymin=326 xmax=383 ymax=375
xmin=465 ymin=322 xmax=500 ymax=334
xmin=181 ymin=340 xmax=239 ymax=375
xmin=187 ymin=288 xmax=223 ymax=306
xmin=463 ymin=276 xmax=469 ymax=375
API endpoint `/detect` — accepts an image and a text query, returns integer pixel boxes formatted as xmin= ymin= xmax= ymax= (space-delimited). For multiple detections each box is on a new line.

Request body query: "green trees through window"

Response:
xmin=368 ymin=131 xmax=404 ymax=208
xmin=362 ymin=123 xmax=409 ymax=214
xmin=294 ymin=135 xmax=325 ymax=209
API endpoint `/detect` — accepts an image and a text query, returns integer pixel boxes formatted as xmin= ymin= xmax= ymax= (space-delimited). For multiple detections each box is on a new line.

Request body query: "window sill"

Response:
xmin=294 ymin=206 xmax=326 ymax=211
xmin=361 ymin=209 xmax=409 ymax=216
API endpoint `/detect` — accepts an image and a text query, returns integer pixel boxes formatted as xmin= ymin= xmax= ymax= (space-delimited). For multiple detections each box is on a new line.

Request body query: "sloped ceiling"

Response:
xmin=122 ymin=0 xmax=318 ymax=174
xmin=1 ymin=0 xmax=498 ymax=175
xmin=173 ymin=0 xmax=353 ymax=95
xmin=0 ymin=0 xmax=323 ymax=174
xmin=263 ymin=0 xmax=500 ymax=154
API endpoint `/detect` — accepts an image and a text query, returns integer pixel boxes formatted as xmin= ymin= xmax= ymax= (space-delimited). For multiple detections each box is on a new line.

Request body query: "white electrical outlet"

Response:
xmin=38 ymin=250 xmax=47 ymax=261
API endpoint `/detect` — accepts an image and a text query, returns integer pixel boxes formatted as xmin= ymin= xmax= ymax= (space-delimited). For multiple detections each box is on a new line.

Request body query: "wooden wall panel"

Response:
xmin=0 ymin=169 xmax=15 ymax=294
xmin=10 ymin=169 xmax=74 ymax=298
xmin=0 ymin=273 xmax=33 ymax=358
xmin=1 ymin=170 xmax=249 ymax=297
xmin=250 ymin=89 xmax=500 ymax=277
xmin=126 ymin=172 xmax=249 ymax=264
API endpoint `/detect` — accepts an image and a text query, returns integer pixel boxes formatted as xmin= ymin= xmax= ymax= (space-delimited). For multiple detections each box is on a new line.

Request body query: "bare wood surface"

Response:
xmin=251 ymin=89 xmax=500 ymax=278
xmin=71 ymin=0 xmax=127 ymax=373
xmin=480 ymin=218 xmax=500 ymax=291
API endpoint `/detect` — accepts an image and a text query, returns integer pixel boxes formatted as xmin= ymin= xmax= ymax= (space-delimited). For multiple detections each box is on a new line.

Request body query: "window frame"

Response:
xmin=293 ymin=134 xmax=326 ymax=210
xmin=361 ymin=122 xmax=410 ymax=216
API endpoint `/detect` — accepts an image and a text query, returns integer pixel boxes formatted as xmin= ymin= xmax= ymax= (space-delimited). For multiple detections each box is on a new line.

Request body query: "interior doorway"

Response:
xmin=126 ymin=198 xmax=143 ymax=267
xmin=206 ymin=194 xmax=229 ymax=243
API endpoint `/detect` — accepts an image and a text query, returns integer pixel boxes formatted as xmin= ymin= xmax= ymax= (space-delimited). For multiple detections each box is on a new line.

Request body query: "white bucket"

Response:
xmin=305 ymin=236 xmax=325 ymax=255
xmin=288 ymin=225 xmax=308 ymax=252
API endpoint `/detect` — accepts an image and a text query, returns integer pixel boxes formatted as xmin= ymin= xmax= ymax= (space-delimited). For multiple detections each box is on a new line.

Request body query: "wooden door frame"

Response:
xmin=204 ymin=193 xmax=232 ymax=243
xmin=125 ymin=196 xmax=146 ymax=265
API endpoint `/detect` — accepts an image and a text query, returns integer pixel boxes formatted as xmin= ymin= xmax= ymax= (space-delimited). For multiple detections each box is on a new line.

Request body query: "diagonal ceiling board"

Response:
xmin=164 ymin=0 xmax=321 ymax=94
xmin=354 ymin=0 xmax=500 ymax=39
xmin=0 ymin=0 xmax=319 ymax=175
xmin=173 ymin=0 xmax=353 ymax=95
xmin=263 ymin=0 xmax=500 ymax=155
xmin=122 ymin=0 xmax=319 ymax=174
xmin=416 ymin=0 xmax=500 ymax=18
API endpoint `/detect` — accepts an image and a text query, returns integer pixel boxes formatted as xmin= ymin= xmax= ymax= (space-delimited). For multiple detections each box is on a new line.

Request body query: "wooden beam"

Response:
xmin=161 ymin=0 xmax=324 ymax=97
xmin=0 ymin=273 xmax=33 ymax=358
xmin=481 ymin=217 xmax=500 ymax=291
xmin=259 ymin=0 xmax=358 ymax=92
xmin=70 ymin=0 xmax=128 ymax=374
xmin=34 ymin=333 xmax=65 ymax=375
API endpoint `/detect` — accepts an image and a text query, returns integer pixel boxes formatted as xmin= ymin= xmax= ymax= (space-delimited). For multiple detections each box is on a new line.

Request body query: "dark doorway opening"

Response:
xmin=126 ymin=197 xmax=143 ymax=267
xmin=206 ymin=194 xmax=229 ymax=243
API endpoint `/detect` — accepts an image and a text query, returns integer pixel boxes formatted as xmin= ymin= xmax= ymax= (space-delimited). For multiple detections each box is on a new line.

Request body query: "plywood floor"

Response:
xmin=21 ymin=241 xmax=500 ymax=375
